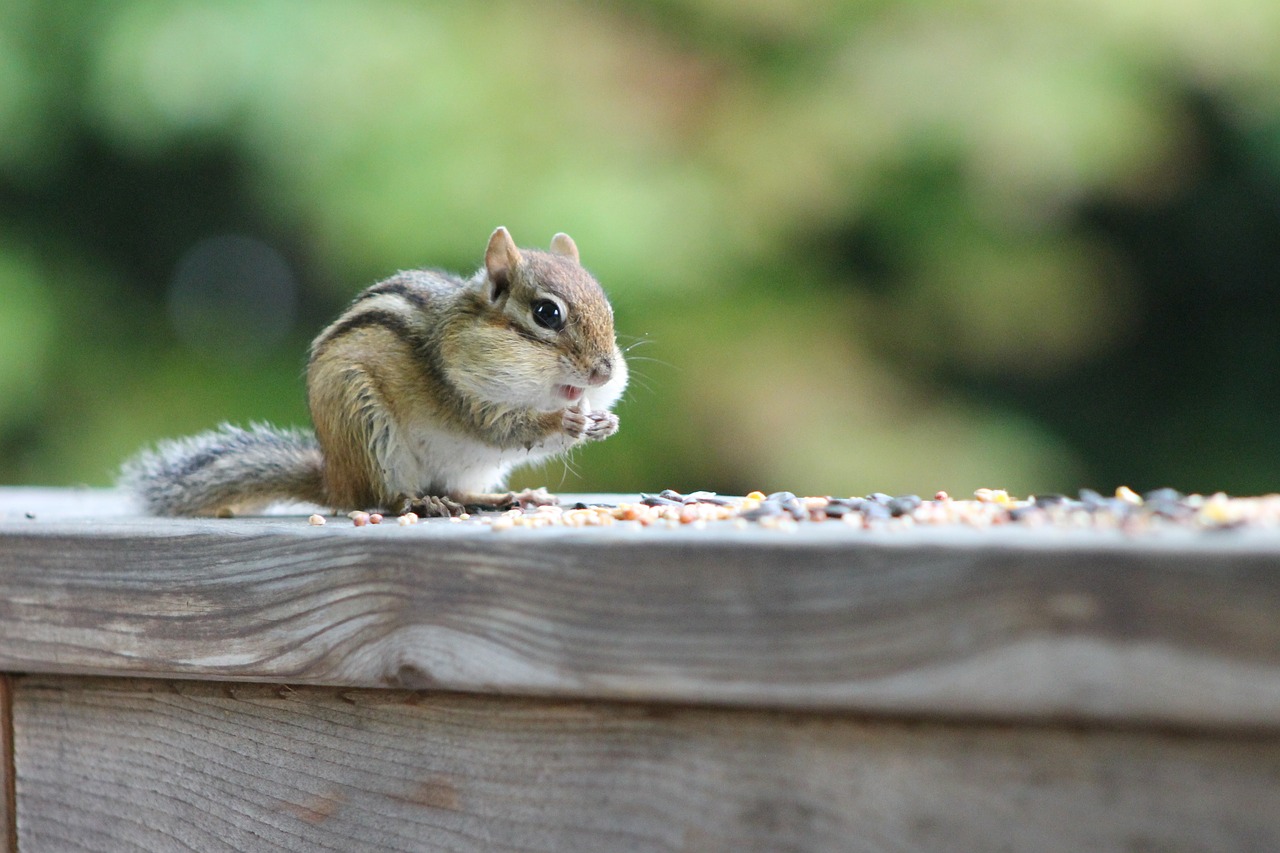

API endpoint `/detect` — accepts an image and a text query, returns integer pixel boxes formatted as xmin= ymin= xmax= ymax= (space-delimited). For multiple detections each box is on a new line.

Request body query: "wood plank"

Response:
xmin=1 ymin=489 xmax=1279 ymax=726
xmin=11 ymin=676 xmax=1280 ymax=853
xmin=0 ymin=676 xmax=13 ymax=853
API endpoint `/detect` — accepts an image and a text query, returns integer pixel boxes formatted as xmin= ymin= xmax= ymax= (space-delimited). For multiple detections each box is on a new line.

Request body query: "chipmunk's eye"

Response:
xmin=531 ymin=298 xmax=564 ymax=331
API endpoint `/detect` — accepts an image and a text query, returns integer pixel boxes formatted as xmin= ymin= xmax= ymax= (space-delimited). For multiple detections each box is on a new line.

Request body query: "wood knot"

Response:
xmin=385 ymin=663 xmax=440 ymax=690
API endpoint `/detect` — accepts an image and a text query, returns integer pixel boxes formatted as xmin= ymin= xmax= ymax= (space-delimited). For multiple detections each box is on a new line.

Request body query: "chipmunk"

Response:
xmin=121 ymin=227 xmax=627 ymax=517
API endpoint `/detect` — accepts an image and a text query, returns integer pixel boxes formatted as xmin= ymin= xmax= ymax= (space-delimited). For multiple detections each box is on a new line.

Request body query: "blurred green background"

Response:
xmin=3 ymin=0 xmax=1280 ymax=499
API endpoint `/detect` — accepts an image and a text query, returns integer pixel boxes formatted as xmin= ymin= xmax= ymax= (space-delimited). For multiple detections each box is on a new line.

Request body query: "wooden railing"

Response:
xmin=1 ymin=488 xmax=1277 ymax=851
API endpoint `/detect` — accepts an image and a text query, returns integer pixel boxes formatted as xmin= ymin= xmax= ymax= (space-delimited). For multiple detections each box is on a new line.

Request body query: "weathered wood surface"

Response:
xmin=0 ymin=676 xmax=13 ymax=853
xmin=1 ymin=488 xmax=1280 ymax=727
xmin=12 ymin=676 xmax=1280 ymax=853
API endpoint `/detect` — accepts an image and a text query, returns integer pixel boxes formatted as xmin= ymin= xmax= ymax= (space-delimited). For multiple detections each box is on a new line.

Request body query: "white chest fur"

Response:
xmin=372 ymin=412 xmax=567 ymax=497
xmin=371 ymin=351 xmax=627 ymax=499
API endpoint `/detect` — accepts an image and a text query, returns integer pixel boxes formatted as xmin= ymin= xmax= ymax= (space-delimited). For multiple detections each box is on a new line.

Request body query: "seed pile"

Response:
xmin=313 ymin=487 xmax=1280 ymax=533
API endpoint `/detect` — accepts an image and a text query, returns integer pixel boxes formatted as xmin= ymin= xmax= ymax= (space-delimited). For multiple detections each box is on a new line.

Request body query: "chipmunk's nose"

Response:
xmin=587 ymin=358 xmax=613 ymax=387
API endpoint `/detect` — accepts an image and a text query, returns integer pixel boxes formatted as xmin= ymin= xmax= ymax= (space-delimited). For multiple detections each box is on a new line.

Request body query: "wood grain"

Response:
xmin=12 ymin=676 xmax=1280 ymax=853
xmin=0 ymin=676 xmax=13 ymax=853
xmin=0 ymin=489 xmax=1279 ymax=726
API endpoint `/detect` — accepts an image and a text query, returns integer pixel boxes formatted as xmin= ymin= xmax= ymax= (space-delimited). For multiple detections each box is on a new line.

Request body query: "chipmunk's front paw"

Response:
xmin=562 ymin=409 xmax=618 ymax=442
xmin=583 ymin=411 xmax=618 ymax=441
xmin=401 ymin=494 xmax=465 ymax=518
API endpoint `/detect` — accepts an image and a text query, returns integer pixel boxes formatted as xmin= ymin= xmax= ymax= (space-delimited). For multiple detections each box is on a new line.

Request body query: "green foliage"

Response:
xmin=3 ymin=0 xmax=1280 ymax=496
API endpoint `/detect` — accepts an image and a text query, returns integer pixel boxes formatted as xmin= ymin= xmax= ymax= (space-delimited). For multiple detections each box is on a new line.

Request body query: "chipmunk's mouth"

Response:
xmin=556 ymin=384 xmax=585 ymax=403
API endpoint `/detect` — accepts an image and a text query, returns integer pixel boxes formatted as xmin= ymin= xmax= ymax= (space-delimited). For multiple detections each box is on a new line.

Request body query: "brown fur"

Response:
xmin=122 ymin=229 xmax=626 ymax=517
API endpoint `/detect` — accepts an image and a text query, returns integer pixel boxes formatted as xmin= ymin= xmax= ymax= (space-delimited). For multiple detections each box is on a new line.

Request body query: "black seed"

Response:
xmin=741 ymin=500 xmax=783 ymax=520
xmin=1145 ymin=498 xmax=1189 ymax=519
xmin=1008 ymin=506 xmax=1042 ymax=522
xmin=1078 ymin=489 xmax=1105 ymax=510
xmin=781 ymin=499 xmax=807 ymax=521
xmin=887 ymin=496 xmax=921 ymax=517
xmin=861 ymin=502 xmax=891 ymax=520
xmin=640 ymin=493 xmax=681 ymax=506
xmin=1101 ymin=498 xmax=1133 ymax=516
xmin=868 ymin=492 xmax=894 ymax=505
xmin=572 ymin=501 xmax=590 ymax=510
xmin=1033 ymin=494 xmax=1068 ymax=508
xmin=822 ymin=503 xmax=850 ymax=518
xmin=660 ymin=489 xmax=684 ymax=500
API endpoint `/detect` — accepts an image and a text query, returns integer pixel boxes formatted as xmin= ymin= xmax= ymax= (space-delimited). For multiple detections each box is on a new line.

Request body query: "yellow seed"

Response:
xmin=746 ymin=491 xmax=766 ymax=501
xmin=1115 ymin=486 xmax=1142 ymax=504
xmin=1200 ymin=494 xmax=1232 ymax=524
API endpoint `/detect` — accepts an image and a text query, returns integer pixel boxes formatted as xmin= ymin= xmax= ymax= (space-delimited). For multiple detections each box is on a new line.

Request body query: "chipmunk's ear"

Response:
xmin=550 ymin=232 xmax=579 ymax=262
xmin=485 ymin=227 xmax=522 ymax=300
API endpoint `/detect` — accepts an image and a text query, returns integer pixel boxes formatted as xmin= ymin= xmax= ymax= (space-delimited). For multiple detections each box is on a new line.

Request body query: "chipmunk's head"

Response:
xmin=451 ymin=227 xmax=627 ymax=412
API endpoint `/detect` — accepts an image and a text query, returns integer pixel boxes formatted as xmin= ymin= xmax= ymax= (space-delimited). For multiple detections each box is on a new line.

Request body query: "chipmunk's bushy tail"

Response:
xmin=120 ymin=423 xmax=327 ymax=517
